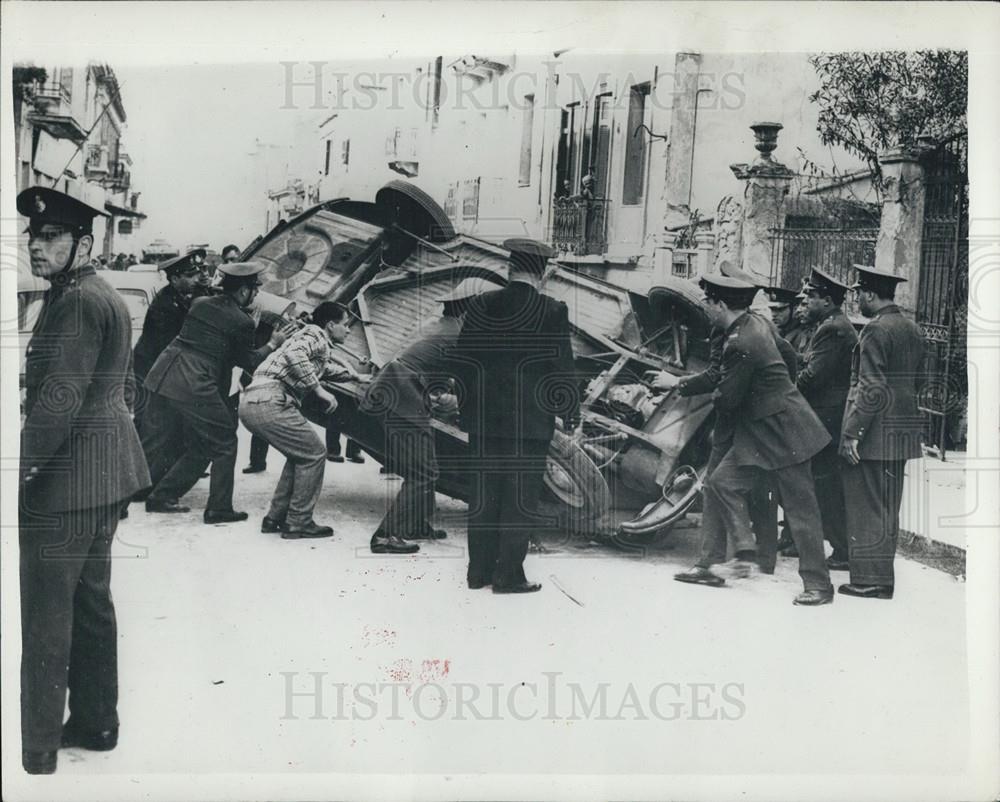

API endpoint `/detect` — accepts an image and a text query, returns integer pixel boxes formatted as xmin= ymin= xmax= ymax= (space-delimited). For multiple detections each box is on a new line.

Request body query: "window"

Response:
xmin=59 ymin=67 xmax=73 ymax=103
xmin=518 ymin=94 xmax=535 ymax=186
xmin=341 ymin=139 xmax=350 ymax=166
xmin=324 ymin=139 xmax=331 ymax=176
xmin=622 ymin=83 xmax=650 ymax=205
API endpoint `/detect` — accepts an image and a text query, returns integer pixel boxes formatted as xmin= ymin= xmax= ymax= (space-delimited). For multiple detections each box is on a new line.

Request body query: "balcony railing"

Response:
xmin=35 ymin=81 xmax=71 ymax=106
xmin=552 ymin=197 xmax=610 ymax=256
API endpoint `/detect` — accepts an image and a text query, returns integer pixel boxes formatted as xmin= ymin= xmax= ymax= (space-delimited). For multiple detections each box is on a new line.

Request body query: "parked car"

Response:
xmin=243 ymin=180 xmax=716 ymax=546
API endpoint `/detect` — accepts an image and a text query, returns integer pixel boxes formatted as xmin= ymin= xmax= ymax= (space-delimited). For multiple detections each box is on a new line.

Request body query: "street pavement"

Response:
xmin=54 ymin=428 xmax=968 ymax=779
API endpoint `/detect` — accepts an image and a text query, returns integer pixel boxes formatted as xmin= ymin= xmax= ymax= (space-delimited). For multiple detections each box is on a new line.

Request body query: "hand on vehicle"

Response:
xmin=430 ymin=392 xmax=459 ymax=414
xmin=314 ymin=386 xmax=339 ymax=414
xmin=644 ymin=370 xmax=680 ymax=390
xmin=839 ymin=436 xmax=861 ymax=465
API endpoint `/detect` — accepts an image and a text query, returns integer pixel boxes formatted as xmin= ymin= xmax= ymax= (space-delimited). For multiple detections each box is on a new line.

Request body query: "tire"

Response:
xmin=539 ymin=430 xmax=611 ymax=538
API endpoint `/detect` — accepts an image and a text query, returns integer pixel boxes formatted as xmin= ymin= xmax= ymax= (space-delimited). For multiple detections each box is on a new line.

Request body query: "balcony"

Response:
xmin=551 ymin=197 xmax=609 ymax=257
xmin=26 ymin=83 xmax=86 ymax=143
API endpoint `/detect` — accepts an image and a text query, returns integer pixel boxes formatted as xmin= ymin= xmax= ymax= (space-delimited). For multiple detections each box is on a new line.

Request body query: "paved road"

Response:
xmin=46 ymin=434 xmax=967 ymax=779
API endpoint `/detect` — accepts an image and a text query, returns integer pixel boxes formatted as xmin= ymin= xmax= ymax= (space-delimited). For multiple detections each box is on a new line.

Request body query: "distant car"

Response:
xmin=127 ymin=262 xmax=163 ymax=274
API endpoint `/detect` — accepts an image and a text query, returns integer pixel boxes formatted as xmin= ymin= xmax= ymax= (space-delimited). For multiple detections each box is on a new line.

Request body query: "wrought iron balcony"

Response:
xmin=552 ymin=197 xmax=609 ymax=256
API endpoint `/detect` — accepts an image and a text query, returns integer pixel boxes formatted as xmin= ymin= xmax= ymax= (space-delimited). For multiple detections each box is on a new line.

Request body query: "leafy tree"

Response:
xmin=809 ymin=50 xmax=967 ymax=188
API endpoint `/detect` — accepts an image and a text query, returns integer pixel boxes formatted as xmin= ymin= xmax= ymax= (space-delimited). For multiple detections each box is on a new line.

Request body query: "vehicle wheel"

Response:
xmin=539 ymin=430 xmax=611 ymax=538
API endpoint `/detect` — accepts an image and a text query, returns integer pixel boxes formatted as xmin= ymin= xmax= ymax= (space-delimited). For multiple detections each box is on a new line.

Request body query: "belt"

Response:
xmin=245 ymin=379 xmax=285 ymax=393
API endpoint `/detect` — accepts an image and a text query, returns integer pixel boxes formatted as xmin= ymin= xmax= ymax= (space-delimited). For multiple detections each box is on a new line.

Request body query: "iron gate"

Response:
xmin=768 ymin=226 xmax=878 ymax=320
xmin=916 ymin=132 xmax=968 ymax=459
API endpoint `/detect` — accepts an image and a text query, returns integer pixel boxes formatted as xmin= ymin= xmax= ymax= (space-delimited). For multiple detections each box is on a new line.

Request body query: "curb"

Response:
xmin=898 ymin=529 xmax=966 ymax=579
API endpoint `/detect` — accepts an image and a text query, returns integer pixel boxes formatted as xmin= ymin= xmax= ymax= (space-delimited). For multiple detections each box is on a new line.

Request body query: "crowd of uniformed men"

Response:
xmin=17 ymin=185 xmax=925 ymax=774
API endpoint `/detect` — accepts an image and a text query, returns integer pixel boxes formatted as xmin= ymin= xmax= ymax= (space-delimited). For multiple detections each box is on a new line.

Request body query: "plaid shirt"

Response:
xmin=253 ymin=324 xmax=349 ymax=400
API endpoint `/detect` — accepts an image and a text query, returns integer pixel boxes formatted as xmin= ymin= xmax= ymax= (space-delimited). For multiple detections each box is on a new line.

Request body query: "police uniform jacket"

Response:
xmin=361 ymin=316 xmax=461 ymax=427
xmin=796 ymin=306 xmax=858 ymax=439
xmin=679 ymin=315 xmax=799 ymax=446
xmin=782 ymin=321 xmax=815 ymax=365
xmin=452 ymin=281 xmax=576 ymax=443
xmin=132 ymin=284 xmax=194 ymax=382
xmin=841 ymin=304 xmax=925 ymax=461
xmin=713 ymin=312 xmax=829 ymax=469
xmin=144 ymin=293 xmax=270 ymax=404
xmin=21 ymin=265 xmax=150 ymax=512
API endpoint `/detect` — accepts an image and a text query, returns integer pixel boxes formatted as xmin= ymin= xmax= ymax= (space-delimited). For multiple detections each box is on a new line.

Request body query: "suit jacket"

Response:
xmin=796 ymin=306 xmax=858 ymax=439
xmin=678 ymin=313 xmax=798 ymax=445
xmin=144 ymin=293 xmax=271 ymax=404
xmin=361 ymin=316 xmax=461 ymax=426
xmin=713 ymin=312 xmax=830 ymax=469
xmin=133 ymin=284 xmax=193 ymax=382
xmin=451 ymin=281 xmax=577 ymax=443
xmin=842 ymin=305 xmax=925 ymax=461
xmin=21 ymin=266 xmax=150 ymax=512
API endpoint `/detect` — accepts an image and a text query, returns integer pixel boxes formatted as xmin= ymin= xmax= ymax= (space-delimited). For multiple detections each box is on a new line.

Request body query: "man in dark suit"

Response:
xmin=664 ymin=275 xmax=834 ymax=605
xmin=363 ymin=278 xmax=500 ymax=554
xmin=142 ymin=261 xmax=291 ymax=522
xmin=838 ymin=265 xmax=925 ymax=599
xmin=451 ymin=240 xmax=578 ymax=593
xmin=17 ymin=187 xmax=151 ymax=774
xmin=796 ymin=267 xmax=859 ymax=571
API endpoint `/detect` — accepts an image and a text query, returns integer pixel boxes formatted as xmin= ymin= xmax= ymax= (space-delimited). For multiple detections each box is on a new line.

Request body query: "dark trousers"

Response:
xmin=376 ymin=416 xmax=438 ymax=538
xmin=146 ymin=393 xmax=238 ymax=513
xmin=248 ymin=434 xmax=270 ymax=469
xmin=466 ymin=435 xmax=550 ymax=588
xmin=812 ymin=442 xmax=849 ymax=560
xmin=842 ymin=459 xmax=907 ymax=586
xmin=326 ymin=425 xmax=362 ymax=459
xmin=138 ymin=392 xmax=188 ymax=493
xmin=705 ymin=451 xmax=832 ymax=592
xmin=20 ymin=502 xmax=121 ymax=752
xmin=697 ymin=439 xmax=779 ymax=572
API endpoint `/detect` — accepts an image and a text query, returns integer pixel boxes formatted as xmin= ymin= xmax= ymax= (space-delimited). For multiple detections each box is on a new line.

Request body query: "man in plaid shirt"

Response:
xmin=239 ymin=302 xmax=360 ymax=538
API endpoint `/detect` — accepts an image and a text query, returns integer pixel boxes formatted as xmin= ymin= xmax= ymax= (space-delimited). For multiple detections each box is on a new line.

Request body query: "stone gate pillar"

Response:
xmin=729 ymin=122 xmax=794 ymax=289
xmin=875 ymin=146 xmax=926 ymax=318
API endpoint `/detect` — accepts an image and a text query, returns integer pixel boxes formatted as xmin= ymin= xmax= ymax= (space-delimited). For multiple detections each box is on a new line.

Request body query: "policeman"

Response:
xmin=452 ymin=240 xmax=578 ymax=593
xmin=132 ymin=251 xmax=211 ymax=437
xmin=362 ymin=277 xmax=500 ymax=554
xmin=17 ymin=187 xmax=150 ymax=774
xmin=142 ymin=261 xmax=292 ymax=522
xmin=660 ymin=274 xmax=833 ymax=605
xmin=838 ymin=265 xmax=925 ymax=599
xmin=796 ymin=267 xmax=858 ymax=570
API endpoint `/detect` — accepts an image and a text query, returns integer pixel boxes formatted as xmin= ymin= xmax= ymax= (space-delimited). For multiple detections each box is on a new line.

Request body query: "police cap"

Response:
xmin=503 ymin=238 xmax=555 ymax=274
xmin=161 ymin=250 xmax=208 ymax=276
xmin=699 ymin=273 xmax=759 ymax=308
xmin=803 ymin=266 xmax=850 ymax=304
xmin=216 ymin=260 xmax=269 ymax=278
xmin=851 ymin=264 xmax=907 ymax=297
xmin=766 ymin=286 xmax=798 ymax=307
xmin=17 ymin=186 xmax=108 ymax=235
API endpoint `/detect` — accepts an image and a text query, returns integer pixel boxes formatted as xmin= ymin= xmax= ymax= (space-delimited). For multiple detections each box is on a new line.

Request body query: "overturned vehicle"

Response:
xmin=242 ymin=181 xmax=716 ymax=547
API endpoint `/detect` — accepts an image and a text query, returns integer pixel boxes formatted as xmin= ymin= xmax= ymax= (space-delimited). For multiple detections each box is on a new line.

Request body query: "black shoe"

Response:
xmin=826 ymin=557 xmax=850 ymax=571
xmin=408 ymin=525 xmax=448 ymax=540
xmin=370 ymin=535 xmax=420 ymax=554
xmin=22 ymin=749 xmax=57 ymax=774
xmin=203 ymin=509 xmax=249 ymax=525
xmin=146 ymin=499 xmax=190 ymax=514
xmin=327 ymin=453 xmax=345 ymax=463
xmin=838 ymin=583 xmax=894 ymax=599
xmin=492 ymin=581 xmax=542 ymax=594
xmin=467 ymin=578 xmax=491 ymax=590
xmin=673 ymin=567 xmax=725 ymax=587
xmin=794 ymin=589 xmax=835 ymax=606
xmin=242 ymin=464 xmax=266 ymax=474
xmin=347 ymin=454 xmax=365 ymax=463
xmin=261 ymin=516 xmax=286 ymax=534
xmin=282 ymin=522 xmax=334 ymax=539
xmin=61 ymin=721 xmax=118 ymax=751
xmin=119 ymin=506 xmax=129 ymax=520
xmin=780 ymin=545 xmax=800 ymax=558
